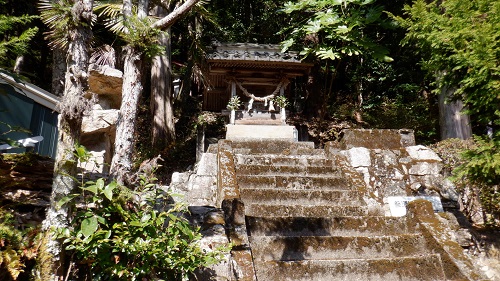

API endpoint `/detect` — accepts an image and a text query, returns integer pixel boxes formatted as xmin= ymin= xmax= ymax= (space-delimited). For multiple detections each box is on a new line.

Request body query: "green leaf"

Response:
xmin=140 ymin=214 xmax=151 ymax=224
xmin=129 ymin=220 xmax=143 ymax=227
xmin=103 ymin=181 xmax=116 ymax=201
xmin=96 ymin=178 xmax=105 ymax=191
xmin=75 ymin=144 xmax=88 ymax=159
xmin=56 ymin=193 xmax=80 ymax=209
xmin=81 ymin=216 xmax=99 ymax=238
xmin=83 ymin=184 xmax=98 ymax=194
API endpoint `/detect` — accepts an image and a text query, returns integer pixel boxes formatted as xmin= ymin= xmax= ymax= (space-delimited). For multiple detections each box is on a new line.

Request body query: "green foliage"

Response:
xmin=396 ymin=0 xmax=500 ymax=222
xmin=56 ymin=173 xmax=229 ymax=280
xmin=95 ymin=3 xmax=164 ymax=58
xmin=226 ymin=95 xmax=242 ymax=110
xmin=282 ymin=0 xmax=393 ymax=62
xmin=205 ymin=0 xmax=289 ymax=43
xmin=454 ymin=135 xmax=500 ymax=186
xmin=39 ymin=0 xmax=94 ymax=50
xmin=0 ymin=211 xmax=24 ymax=280
xmin=0 ymin=6 xmax=39 ymax=67
xmin=272 ymin=96 xmax=289 ymax=109
xmin=432 ymin=137 xmax=500 ymax=227
xmin=394 ymin=0 xmax=500 ymax=129
xmin=0 ymin=209 xmax=40 ymax=280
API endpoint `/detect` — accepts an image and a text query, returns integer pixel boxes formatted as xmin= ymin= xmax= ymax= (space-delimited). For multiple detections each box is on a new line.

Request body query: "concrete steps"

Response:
xmin=229 ymin=140 xmax=317 ymax=155
xmin=225 ymin=140 xmax=455 ymax=281
xmin=245 ymin=204 xmax=368 ymax=217
xmin=236 ymin=164 xmax=342 ymax=177
xmin=249 ymin=234 xmax=428 ymax=260
xmin=240 ymin=188 xmax=364 ymax=206
xmin=253 ymin=255 xmax=447 ymax=281
xmin=235 ymin=119 xmax=283 ymax=125
xmin=236 ymin=175 xmax=350 ymax=190
xmin=235 ymin=154 xmax=339 ymax=166
xmin=246 ymin=216 xmax=411 ymax=236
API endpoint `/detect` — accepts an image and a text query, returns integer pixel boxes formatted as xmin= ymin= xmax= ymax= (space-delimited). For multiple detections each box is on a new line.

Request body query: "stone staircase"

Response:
xmin=216 ymin=140 xmax=486 ymax=281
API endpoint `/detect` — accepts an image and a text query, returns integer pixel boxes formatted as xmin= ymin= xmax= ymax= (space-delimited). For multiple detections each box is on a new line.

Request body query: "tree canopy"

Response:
xmin=396 ymin=0 xmax=500 ymax=132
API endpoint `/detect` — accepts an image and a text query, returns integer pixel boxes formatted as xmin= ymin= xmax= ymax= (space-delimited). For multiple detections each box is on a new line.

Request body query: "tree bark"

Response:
xmin=151 ymin=5 xmax=175 ymax=149
xmin=51 ymin=48 xmax=66 ymax=96
xmin=439 ymin=85 xmax=472 ymax=140
xmin=110 ymin=45 xmax=143 ymax=185
xmin=150 ymin=0 xmax=199 ymax=30
xmin=42 ymin=1 xmax=93 ymax=279
xmin=110 ymin=0 xmax=200 ymax=183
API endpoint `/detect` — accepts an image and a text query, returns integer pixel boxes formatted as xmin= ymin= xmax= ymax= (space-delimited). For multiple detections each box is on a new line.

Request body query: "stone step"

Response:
xmin=253 ymin=255 xmax=447 ymax=281
xmin=236 ymin=164 xmax=342 ymax=176
xmin=230 ymin=139 xmax=315 ymax=149
xmin=240 ymin=189 xmax=364 ymax=206
xmin=235 ymin=154 xmax=342 ymax=167
xmin=245 ymin=204 xmax=368 ymax=217
xmin=235 ymin=119 xmax=283 ymax=125
xmin=246 ymin=216 xmax=411 ymax=237
xmin=236 ymin=175 xmax=351 ymax=190
xmin=228 ymin=140 xmax=317 ymax=155
xmin=249 ymin=234 xmax=427 ymax=261
xmin=233 ymin=147 xmax=324 ymax=156
xmin=239 ymin=110 xmax=283 ymax=119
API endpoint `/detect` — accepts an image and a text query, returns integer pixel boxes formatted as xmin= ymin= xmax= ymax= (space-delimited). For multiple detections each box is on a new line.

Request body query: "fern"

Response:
xmin=0 ymin=249 xmax=24 ymax=280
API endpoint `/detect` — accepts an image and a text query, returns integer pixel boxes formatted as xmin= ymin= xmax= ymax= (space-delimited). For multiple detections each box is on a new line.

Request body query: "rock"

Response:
xmin=409 ymin=162 xmax=442 ymax=176
xmin=88 ymin=64 xmax=123 ymax=109
xmin=88 ymin=64 xmax=123 ymax=96
xmin=82 ymin=109 xmax=119 ymax=134
xmin=406 ymin=145 xmax=441 ymax=161
xmin=204 ymin=210 xmax=226 ymax=226
xmin=196 ymin=153 xmax=217 ymax=176
xmin=344 ymin=147 xmax=371 ymax=167
xmin=340 ymin=129 xmax=415 ymax=149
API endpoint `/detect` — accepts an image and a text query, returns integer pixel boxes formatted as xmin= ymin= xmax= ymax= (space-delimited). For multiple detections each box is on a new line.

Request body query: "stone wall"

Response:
xmin=79 ymin=64 xmax=123 ymax=175
xmin=338 ymin=129 xmax=459 ymax=214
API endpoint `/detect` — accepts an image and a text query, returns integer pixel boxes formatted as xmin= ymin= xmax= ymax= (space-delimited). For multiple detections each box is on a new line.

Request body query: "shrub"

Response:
xmin=431 ymin=137 xmax=500 ymax=227
xmin=56 ymin=149 xmax=229 ymax=280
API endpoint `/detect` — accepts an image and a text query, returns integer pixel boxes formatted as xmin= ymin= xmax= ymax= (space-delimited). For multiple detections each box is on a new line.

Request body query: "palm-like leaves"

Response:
xmin=39 ymin=0 xmax=97 ymax=50
xmin=95 ymin=2 xmax=128 ymax=34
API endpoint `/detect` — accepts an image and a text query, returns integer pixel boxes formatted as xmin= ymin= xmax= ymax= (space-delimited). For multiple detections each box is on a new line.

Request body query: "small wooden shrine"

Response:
xmin=204 ymin=43 xmax=312 ymax=113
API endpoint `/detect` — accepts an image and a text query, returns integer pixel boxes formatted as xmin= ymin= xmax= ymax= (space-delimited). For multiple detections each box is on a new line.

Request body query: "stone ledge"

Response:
xmin=226 ymin=125 xmax=297 ymax=141
xmin=340 ymin=129 xmax=415 ymax=149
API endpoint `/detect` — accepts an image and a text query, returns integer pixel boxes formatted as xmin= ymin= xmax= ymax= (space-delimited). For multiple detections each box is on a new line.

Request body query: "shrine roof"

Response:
xmin=207 ymin=43 xmax=312 ymax=72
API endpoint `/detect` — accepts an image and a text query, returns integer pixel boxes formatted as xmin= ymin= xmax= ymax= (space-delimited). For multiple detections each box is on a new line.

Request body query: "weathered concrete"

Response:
xmin=226 ymin=125 xmax=297 ymax=141
xmin=340 ymin=129 xmax=415 ymax=149
xmin=171 ymin=131 xmax=490 ymax=281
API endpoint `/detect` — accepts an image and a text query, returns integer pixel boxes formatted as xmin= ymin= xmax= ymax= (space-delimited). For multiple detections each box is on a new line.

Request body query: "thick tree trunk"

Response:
xmin=42 ymin=1 xmax=93 ymax=279
xmin=109 ymin=0 xmax=198 ymax=183
xmin=439 ymin=85 xmax=472 ymax=140
xmin=151 ymin=7 xmax=175 ymax=149
xmin=110 ymin=46 xmax=143 ymax=185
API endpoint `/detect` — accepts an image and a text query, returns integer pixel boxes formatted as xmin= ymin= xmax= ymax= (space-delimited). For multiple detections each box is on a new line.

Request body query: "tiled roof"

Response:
xmin=207 ymin=43 xmax=302 ymax=63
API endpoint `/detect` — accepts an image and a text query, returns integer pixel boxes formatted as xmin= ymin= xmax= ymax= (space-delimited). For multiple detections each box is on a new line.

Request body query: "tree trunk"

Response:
xmin=110 ymin=46 xmax=143 ymax=185
xmin=439 ymin=85 xmax=472 ymax=140
xmin=151 ymin=29 xmax=176 ymax=148
xmin=109 ymin=0 xmax=199 ymax=184
xmin=51 ymin=48 xmax=66 ymax=96
xmin=42 ymin=1 xmax=93 ymax=279
xmin=151 ymin=22 xmax=175 ymax=149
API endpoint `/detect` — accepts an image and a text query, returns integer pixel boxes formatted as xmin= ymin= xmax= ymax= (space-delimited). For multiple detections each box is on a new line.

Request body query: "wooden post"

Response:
xmin=231 ymin=81 xmax=236 ymax=97
xmin=196 ymin=124 xmax=205 ymax=162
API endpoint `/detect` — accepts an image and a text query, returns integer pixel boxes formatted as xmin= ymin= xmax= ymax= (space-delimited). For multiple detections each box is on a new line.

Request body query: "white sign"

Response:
xmin=387 ymin=196 xmax=444 ymax=217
